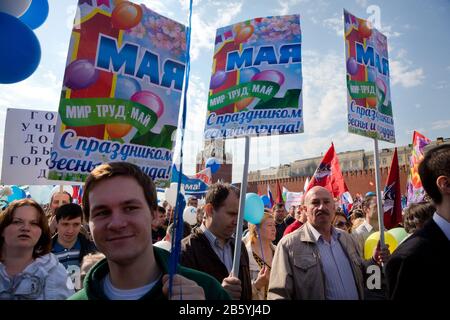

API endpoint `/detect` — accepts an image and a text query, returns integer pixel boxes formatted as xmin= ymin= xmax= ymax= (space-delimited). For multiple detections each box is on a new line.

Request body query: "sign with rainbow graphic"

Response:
xmin=204 ymin=15 xmax=303 ymax=140
xmin=49 ymin=1 xmax=186 ymax=187
xmin=344 ymin=9 xmax=395 ymax=143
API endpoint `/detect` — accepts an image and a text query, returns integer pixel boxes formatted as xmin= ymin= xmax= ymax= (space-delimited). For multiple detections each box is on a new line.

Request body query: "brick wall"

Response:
xmin=248 ymin=165 xmax=409 ymax=197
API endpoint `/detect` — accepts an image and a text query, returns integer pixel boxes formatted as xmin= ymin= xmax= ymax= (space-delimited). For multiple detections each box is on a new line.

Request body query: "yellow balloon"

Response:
xmin=364 ymin=231 xmax=398 ymax=260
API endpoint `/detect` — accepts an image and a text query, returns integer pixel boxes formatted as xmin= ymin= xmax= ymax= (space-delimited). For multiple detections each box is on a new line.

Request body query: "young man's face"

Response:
xmin=57 ymin=216 xmax=82 ymax=245
xmin=273 ymin=206 xmax=286 ymax=222
xmin=207 ymin=191 xmax=239 ymax=241
xmin=88 ymin=176 xmax=154 ymax=265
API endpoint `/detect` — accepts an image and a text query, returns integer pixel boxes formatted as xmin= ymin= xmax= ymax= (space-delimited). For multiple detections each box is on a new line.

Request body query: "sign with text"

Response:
xmin=344 ymin=10 xmax=395 ymax=143
xmin=1 ymin=109 xmax=72 ymax=185
xmin=49 ymin=2 xmax=186 ymax=187
xmin=204 ymin=15 xmax=303 ymax=140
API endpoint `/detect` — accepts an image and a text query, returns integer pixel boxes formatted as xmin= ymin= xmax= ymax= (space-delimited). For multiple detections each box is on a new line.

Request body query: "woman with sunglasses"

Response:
xmin=333 ymin=210 xmax=351 ymax=233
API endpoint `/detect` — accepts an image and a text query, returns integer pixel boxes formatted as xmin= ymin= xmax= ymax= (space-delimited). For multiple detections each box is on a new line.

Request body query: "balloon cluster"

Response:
xmin=210 ymin=67 xmax=285 ymax=111
xmin=0 ymin=0 xmax=49 ymax=83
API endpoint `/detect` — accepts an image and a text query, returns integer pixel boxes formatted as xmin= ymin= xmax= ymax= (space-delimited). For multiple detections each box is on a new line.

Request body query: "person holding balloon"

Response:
xmin=386 ymin=144 xmax=450 ymax=300
xmin=244 ymin=212 xmax=276 ymax=300
xmin=268 ymin=186 xmax=389 ymax=300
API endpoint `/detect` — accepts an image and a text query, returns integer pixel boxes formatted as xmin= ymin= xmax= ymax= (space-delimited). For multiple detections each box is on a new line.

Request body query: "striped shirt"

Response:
xmin=308 ymin=222 xmax=359 ymax=300
xmin=52 ymin=238 xmax=81 ymax=269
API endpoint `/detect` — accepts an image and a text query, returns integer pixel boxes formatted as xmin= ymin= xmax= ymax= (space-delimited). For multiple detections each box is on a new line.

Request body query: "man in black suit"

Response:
xmin=386 ymin=144 xmax=450 ymax=299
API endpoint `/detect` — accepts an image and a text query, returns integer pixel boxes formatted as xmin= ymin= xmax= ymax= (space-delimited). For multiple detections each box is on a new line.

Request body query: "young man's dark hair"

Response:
xmin=205 ymin=182 xmax=239 ymax=209
xmin=157 ymin=205 xmax=166 ymax=215
xmin=418 ymin=144 xmax=450 ymax=204
xmin=55 ymin=203 xmax=83 ymax=223
xmin=82 ymin=161 xmax=157 ymax=222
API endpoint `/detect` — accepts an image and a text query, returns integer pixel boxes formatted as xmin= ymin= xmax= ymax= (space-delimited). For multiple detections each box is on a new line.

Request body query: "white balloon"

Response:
xmin=164 ymin=183 xmax=185 ymax=207
xmin=183 ymin=206 xmax=197 ymax=226
xmin=0 ymin=0 xmax=32 ymax=18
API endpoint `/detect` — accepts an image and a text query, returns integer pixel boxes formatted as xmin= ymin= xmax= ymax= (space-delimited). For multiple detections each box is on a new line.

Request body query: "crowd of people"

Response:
xmin=0 ymin=144 xmax=448 ymax=300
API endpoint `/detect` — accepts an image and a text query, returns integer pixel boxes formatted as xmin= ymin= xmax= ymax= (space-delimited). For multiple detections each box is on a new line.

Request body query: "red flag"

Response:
xmin=276 ymin=181 xmax=284 ymax=204
xmin=306 ymin=143 xmax=348 ymax=198
xmin=382 ymin=148 xmax=402 ymax=229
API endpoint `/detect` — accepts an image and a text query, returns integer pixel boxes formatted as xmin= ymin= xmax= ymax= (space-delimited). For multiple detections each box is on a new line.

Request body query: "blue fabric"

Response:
xmin=168 ymin=0 xmax=193 ymax=298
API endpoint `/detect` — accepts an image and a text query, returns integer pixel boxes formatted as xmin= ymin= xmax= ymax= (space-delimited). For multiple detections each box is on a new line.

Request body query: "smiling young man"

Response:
xmin=69 ymin=162 xmax=229 ymax=300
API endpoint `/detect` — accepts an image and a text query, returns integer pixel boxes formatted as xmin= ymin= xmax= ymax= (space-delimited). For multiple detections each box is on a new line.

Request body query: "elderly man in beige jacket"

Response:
xmin=268 ymin=186 xmax=387 ymax=300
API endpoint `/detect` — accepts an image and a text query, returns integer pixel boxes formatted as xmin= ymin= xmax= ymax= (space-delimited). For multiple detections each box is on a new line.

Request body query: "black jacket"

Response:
xmin=180 ymin=228 xmax=252 ymax=300
xmin=385 ymin=218 xmax=450 ymax=299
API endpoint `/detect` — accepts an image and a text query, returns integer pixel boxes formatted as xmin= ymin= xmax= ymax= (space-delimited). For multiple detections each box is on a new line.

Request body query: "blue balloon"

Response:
xmin=7 ymin=186 xmax=26 ymax=202
xmin=205 ymin=157 xmax=220 ymax=174
xmin=19 ymin=0 xmax=48 ymax=29
xmin=244 ymin=193 xmax=264 ymax=224
xmin=0 ymin=12 xmax=41 ymax=83
xmin=260 ymin=195 xmax=271 ymax=208
xmin=115 ymin=75 xmax=142 ymax=100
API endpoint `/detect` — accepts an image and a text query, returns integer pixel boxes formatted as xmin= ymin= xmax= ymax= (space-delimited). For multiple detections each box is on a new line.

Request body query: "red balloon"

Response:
xmin=235 ymin=25 xmax=254 ymax=44
xmin=366 ymin=96 xmax=377 ymax=107
xmin=235 ymin=97 xmax=253 ymax=111
xmin=111 ymin=1 xmax=143 ymax=30
xmin=106 ymin=123 xmax=132 ymax=139
xmin=359 ymin=21 xmax=372 ymax=38
xmin=233 ymin=22 xmax=246 ymax=34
